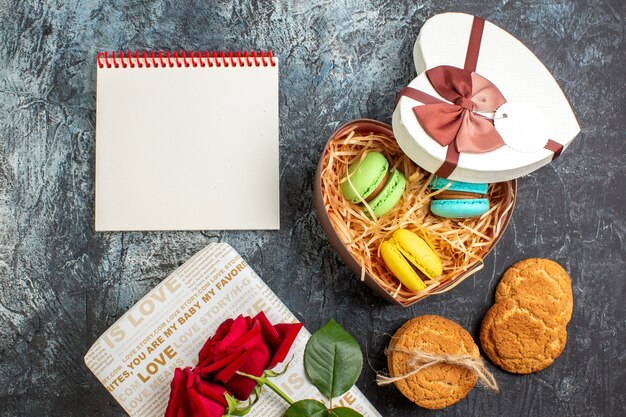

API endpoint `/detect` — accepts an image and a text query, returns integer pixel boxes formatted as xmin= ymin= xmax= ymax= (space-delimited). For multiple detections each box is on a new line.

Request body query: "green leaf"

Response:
xmin=283 ymin=400 xmax=328 ymax=417
xmin=329 ymin=407 xmax=363 ymax=417
xmin=304 ymin=319 xmax=363 ymax=398
xmin=225 ymin=393 xmax=238 ymax=414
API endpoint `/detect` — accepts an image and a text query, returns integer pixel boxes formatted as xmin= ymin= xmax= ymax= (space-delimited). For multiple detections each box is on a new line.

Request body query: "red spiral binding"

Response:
xmin=110 ymin=51 xmax=119 ymax=68
xmin=119 ymin=51 xmax=127 ymax=68
xmin=243 ymin=51 xmax=252 ymax=66
xmin=96 ymin=50 xmax=276 ymax=69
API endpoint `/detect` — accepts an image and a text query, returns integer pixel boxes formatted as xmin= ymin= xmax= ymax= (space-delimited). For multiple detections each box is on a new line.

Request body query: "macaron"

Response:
xmin=380 ymin=229 xmax=443 ymax=292
xmin=341 ymin=151 xmax=389 ymax=203
xmin=367 ymin=169 xmax=406 ymax=218
xmin=341 ymin=151 xmax=406 ymax=218
xmin=429 ymin=176 xmax=489 ymax=218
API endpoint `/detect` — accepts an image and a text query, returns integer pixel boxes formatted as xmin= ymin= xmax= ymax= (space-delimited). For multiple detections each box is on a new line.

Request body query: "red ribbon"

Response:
xmin=399 ymin=16 xmax=562 ymax=178
xmin=412 ymin=66 xmax=507 ymax=154
xmin=400 ymin=16 xmax=508 ymax=178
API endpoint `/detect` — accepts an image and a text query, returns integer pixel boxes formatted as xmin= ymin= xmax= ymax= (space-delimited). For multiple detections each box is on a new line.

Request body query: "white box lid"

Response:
xmin=392 ymin=12 xmax=580 ymax=183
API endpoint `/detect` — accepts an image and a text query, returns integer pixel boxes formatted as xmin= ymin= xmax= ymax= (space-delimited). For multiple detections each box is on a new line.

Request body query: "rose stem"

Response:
xmin=236 ymin=371 xmax=295 ymax=405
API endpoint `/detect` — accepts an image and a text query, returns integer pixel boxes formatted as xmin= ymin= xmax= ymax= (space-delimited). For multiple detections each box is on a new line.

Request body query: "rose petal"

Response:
xmin=267 ymin=323 xmax=303 ymax=369
xmin=198 ymin=318 xmax=234 ymax=366
xmin=253 ymin=312 xmax=281 ymax=346
xmin=224 ymin=341 xmax=270 ymax=400
xmin=214 ymin=316 xmax=250 ymax=353
xmin=212 ymin=347 xmax=254 ymax=384
xmin=165 ymin=368 xmax=191 ymax=417
xmin=252 ymin=312 xmax=303 ymax=368
xmin=197 ymin=349 xmax=245 ymax=376
xmin=192 ymin=315 xmax=303 ymax=402
xmin=165 ymin=368 xmax=228 ymax=417
xmin=187 ymin=387 xmax=227 ymax=417
xmin=193 ymin=379 xmax=229 ymax=407
xmin=224 ymin=372 xmax=262 ymax=401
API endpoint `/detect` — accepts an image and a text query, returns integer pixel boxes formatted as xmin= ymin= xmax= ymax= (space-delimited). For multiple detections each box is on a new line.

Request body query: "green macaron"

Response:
xmin=341 ymin=151 xmax=389 ymax=203
xmin=340 ymin=151 xmax=406 ymax=218
xmin=367 ymin=169 xmax=406 ymax=217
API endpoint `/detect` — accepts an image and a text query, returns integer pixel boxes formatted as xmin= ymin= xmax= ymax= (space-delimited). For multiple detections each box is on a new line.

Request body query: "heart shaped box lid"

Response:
xmin=392 ymin=12 xmax=580 ymax=183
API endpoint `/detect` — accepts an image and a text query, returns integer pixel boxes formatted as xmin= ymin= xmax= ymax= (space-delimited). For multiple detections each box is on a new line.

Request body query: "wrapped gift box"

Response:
xmin=393 ymin=12 xmax=580 ymax=183
xmin=85 ymin=243 xmax=382 ymax=416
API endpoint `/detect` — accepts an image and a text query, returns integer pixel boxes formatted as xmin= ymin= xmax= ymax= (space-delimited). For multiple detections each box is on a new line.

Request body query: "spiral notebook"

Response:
xmin=95 ymin=51 xmax=279 ymax=231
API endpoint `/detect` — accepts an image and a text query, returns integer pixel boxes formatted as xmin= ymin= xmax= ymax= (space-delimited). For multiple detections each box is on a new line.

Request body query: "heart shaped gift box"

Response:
xmin=313 ymin=13 xmax=578 ymax=306
xmin=393 ymin=12 xmax=580 ymax=183
xmin=314 ymin=120 xmax=516 ymax=306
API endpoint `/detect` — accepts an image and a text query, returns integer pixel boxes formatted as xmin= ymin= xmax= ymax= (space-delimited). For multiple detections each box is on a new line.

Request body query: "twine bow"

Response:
xmin=377 ymin=347 xmax=499 ymax=392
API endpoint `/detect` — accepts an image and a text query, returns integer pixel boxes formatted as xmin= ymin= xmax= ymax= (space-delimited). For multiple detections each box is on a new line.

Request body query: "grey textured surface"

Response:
xmin=0 ymin=0 xmax=624 ymax=416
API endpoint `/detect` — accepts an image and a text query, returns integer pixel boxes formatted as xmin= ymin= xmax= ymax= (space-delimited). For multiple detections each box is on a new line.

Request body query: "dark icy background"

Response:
xmin=0 ymin=0 xmax=624 ymax=416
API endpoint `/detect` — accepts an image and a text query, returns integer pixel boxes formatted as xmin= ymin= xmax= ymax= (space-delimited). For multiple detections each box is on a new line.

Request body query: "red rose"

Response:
xmin=196 ymin=312 xmax=303 ymax=400
xmin=165 ymin=312 xmax=303 ymax=416
xmin=165 ymin=368 xmax=228 ymax=417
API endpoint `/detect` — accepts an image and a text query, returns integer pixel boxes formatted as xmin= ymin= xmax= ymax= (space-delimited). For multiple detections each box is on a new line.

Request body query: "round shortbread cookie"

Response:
xmin=480 ymin=299 xmax=567 ymax=374
xmin=388 ymin=315 xmax=479 ymax=409
xmin=495 ymin=258 xmax=573 ymax=326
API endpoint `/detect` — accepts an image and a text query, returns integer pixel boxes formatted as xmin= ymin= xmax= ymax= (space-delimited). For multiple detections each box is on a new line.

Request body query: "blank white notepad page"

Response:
xmin=95 ymin=54 xmax=279 ymax=231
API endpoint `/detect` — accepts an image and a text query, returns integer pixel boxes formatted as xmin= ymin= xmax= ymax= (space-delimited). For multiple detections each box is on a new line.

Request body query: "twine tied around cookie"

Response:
xmin=377 ymin=347 xmax=499 ymax=392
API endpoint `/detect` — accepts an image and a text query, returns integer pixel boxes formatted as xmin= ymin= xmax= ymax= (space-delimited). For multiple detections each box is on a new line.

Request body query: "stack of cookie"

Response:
xmin=480 ymin=258 xmax=574 ymax=374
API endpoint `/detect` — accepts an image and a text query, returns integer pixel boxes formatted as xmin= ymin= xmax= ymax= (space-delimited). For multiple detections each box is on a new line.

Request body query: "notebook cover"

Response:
xmin=95 ymin=51 xmax=279 ymax=231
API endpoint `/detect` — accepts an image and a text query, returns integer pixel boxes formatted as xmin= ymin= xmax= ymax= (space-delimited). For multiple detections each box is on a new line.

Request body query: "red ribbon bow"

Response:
xmin=397 ymin=16 xmax=513 ymax=178
xmin=412 ymin=65 xmax=507 ymax=153
xmin=398 ymin=15 xmax=562 ymax=178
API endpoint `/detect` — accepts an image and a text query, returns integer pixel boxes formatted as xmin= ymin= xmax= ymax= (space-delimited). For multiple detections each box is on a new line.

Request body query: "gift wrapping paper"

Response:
xmin=85 ymin=243 xmax=382 ymax=417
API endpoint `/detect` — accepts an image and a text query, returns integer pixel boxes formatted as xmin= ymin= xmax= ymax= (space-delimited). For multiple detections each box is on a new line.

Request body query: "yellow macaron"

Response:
xmin=380 ymin=229 xmax=443 ymax=292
